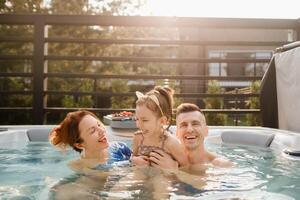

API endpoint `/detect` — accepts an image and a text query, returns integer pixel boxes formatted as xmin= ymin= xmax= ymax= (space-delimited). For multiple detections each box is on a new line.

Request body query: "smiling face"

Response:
xmin=176 ymin=111 xmax=208 ymax=151
xmin=135 ymin=104 xmax=163 ymax=138
xmin=77 ymin=114 xmax=109 ymax=153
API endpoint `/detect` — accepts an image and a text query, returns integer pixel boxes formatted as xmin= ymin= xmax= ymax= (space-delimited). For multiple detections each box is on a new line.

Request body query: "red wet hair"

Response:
xmin=49 ymin=110 xmax=100 ymax=153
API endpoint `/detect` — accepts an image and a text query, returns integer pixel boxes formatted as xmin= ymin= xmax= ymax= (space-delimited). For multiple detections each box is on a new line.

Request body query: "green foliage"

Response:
xmin=204 ymin=80 xmax=227 ymax=125
xmin=246 ymin=80 xmax=261 ymax=126
xmin=61 ymin=95 xmax=93 ymax=108
xmin=110 ymin=80 xmax=135 ymax=109
xmin=0 ymin=0 xmax=48 ymax=13
xmin=0 ymin=0 xmax=45 ymax=124
xmin=0 ymin=0 xmax=182 ymax=124
xmin=45 ymin=0 xmax=153 ymax=113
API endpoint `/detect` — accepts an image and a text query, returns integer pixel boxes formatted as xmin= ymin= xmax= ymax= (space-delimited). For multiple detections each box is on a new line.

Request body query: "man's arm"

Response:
xmin=149 ymin=150 xmax=208 ymax=190
xmin=149 ymin=149 xmax=179 ymax=169
xmin=206 ymin=151 xmax=234 ymax=168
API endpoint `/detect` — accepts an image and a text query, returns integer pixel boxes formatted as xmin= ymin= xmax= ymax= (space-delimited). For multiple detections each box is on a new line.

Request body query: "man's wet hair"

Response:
xmin=176 ymin=103 xmax=203 ymax=116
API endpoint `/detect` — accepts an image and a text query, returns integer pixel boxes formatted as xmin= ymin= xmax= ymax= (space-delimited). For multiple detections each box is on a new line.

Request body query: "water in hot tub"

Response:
xmin=0 ymin=141 xmax=299 ymax=199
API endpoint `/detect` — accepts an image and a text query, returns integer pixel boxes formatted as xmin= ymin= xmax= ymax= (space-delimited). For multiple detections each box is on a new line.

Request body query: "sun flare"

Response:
xmin=142 ymin=0 xmax=299 ymax=19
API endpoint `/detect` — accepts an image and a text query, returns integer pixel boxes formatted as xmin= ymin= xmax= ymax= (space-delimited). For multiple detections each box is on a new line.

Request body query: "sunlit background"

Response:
xmin=142 ymin=0 xmax=300 ymax=18
xmin=1 ymin=0 xmax=299 ymax=125
xmin=87 ymin=0 xmax=298 ymax=19
xmin=41 ymin=0 xmax=300 ymax=18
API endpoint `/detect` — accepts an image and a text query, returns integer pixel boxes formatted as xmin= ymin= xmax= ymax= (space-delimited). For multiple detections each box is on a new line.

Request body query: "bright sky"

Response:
xmin=141 ymin=0 xmax=300 ymax=19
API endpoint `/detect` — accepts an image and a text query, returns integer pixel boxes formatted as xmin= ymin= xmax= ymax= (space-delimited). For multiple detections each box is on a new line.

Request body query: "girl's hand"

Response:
xmin=131 ymin=156 xmax=150 ymax=166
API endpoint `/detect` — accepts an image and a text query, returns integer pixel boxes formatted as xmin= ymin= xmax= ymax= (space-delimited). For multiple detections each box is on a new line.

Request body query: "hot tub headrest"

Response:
xmin=26 ymin=127 xmax=54 ymax=142
xmin=221 ymin=130 xmax=275 ymax=147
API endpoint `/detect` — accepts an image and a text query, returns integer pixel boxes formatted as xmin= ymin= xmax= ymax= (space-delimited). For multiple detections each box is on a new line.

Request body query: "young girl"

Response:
xmin=131 ymin=86 xmax=188 ymax=167
xmin=110 ymin=86 xmax=187 ymax=199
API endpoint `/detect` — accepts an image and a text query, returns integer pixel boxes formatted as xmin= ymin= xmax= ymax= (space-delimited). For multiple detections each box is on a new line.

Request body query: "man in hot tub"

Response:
xmin=149 ymin=103 xmax=233 ymax=171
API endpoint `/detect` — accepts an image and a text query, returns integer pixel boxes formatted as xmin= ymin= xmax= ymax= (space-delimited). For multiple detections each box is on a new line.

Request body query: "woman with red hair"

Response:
xmin=49 ymin=110 xmax=131 ymax=171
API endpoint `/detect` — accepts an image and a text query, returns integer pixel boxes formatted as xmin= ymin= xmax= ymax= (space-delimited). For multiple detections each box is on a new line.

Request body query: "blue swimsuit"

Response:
xmin=93 ymin=142 xmax=132 ymax=170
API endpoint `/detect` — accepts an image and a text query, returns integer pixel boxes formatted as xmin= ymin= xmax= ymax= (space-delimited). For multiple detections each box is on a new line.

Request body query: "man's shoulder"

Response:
xmin=211 ymin=156 xmax=234 ymax=168
xmin=164 ymin=133 xmax=182 ymax=150
xmin=164 ymin=131 xmax=180 ymax=143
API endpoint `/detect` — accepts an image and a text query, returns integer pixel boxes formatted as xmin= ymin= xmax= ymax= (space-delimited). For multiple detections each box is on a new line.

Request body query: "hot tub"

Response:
xmin=0 ymin=126 xmax=299 ymax=199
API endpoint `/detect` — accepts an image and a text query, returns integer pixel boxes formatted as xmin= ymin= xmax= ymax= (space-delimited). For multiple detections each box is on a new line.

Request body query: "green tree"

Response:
xmin=204 ymin=80 xmax=227 ymax=125
xmin=1 ymin=0 xmax=181 ymax=124
xmin=0 ymin=0 xmax=48 ymax=13
xmin=0 ymin=0 xmax=47 ymax=124
xmin=47 ymin=0 xmax=180 ymax=115
xmin=246 ymin=80 xmax=261 ymax=126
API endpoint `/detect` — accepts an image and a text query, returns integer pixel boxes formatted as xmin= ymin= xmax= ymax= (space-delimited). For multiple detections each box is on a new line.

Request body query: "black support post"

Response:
xmin=32 ymin=20 xmax=45 ymax=124
xmin=297 ymin=18 xmax=300 ymax=41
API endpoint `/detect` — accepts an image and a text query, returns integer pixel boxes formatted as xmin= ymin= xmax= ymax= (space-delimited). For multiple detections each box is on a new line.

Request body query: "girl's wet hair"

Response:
xmin=49 ymin=110 xmax=100 ymax=153
xmin=136 ymin=86 xmax=174 ymax=125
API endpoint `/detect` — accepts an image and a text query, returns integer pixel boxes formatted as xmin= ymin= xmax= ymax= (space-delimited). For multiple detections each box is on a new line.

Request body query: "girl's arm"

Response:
xmin=131 ymin=134 xmax=139 ymax=156
xmin=130 ymin=134 xmax=149 ymax=166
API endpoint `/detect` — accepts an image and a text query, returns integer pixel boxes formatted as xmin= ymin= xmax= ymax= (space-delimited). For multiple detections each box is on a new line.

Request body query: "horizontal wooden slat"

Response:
xmin=0 ymin=55 xmax=33 ymax=60
xmin=0 ymin=107 xmax=33 ymax=111
xmin=0 ymin=14 xmax=298 ymax=29
xmin=0 ymin=72 xmax=33 ymax=77
xmin=45 ymin=38 xmax=287 ymax=47
xmin=0 ymin=36 xmax=286 ymax=47
xmin=0 ymin=107 xmax=260 ymax=114
xmin=45 ymin=91 xmax=260 ymax=98
xmin=0 ymin=91 xmax=33 ymax=95
xmin=44 ymin=107 xmax=260 ymax=114
xmin=45 ymin=55 xmax=270 ymax=63
xmin=46 ymin=73 xmax=262 ymax=81
xmin=0 ymin=37 xmax=33 ymax=42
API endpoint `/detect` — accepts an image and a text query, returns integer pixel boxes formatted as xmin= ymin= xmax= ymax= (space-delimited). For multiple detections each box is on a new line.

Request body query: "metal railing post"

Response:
xmin=93 ymin=78 xmax=98 ymax=108
xmin=32 ymin=19 xmax=46 ymax=124
xmin=234 ymin=88 xmax=239 ymax=126
xmin=297 ymin=18 xmax=300 ymax=41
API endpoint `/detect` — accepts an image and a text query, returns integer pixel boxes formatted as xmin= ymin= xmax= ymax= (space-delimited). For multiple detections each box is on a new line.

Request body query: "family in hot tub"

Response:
xmin=49 ymin=86 xmax=233 ymax=197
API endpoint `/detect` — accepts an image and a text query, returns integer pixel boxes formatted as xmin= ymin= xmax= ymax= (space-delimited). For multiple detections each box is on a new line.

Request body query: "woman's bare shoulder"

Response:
xmin=68 ymin=159 xmax=84 ymax=171
xmin=68 ymin=159 xmax=111 ymax=177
